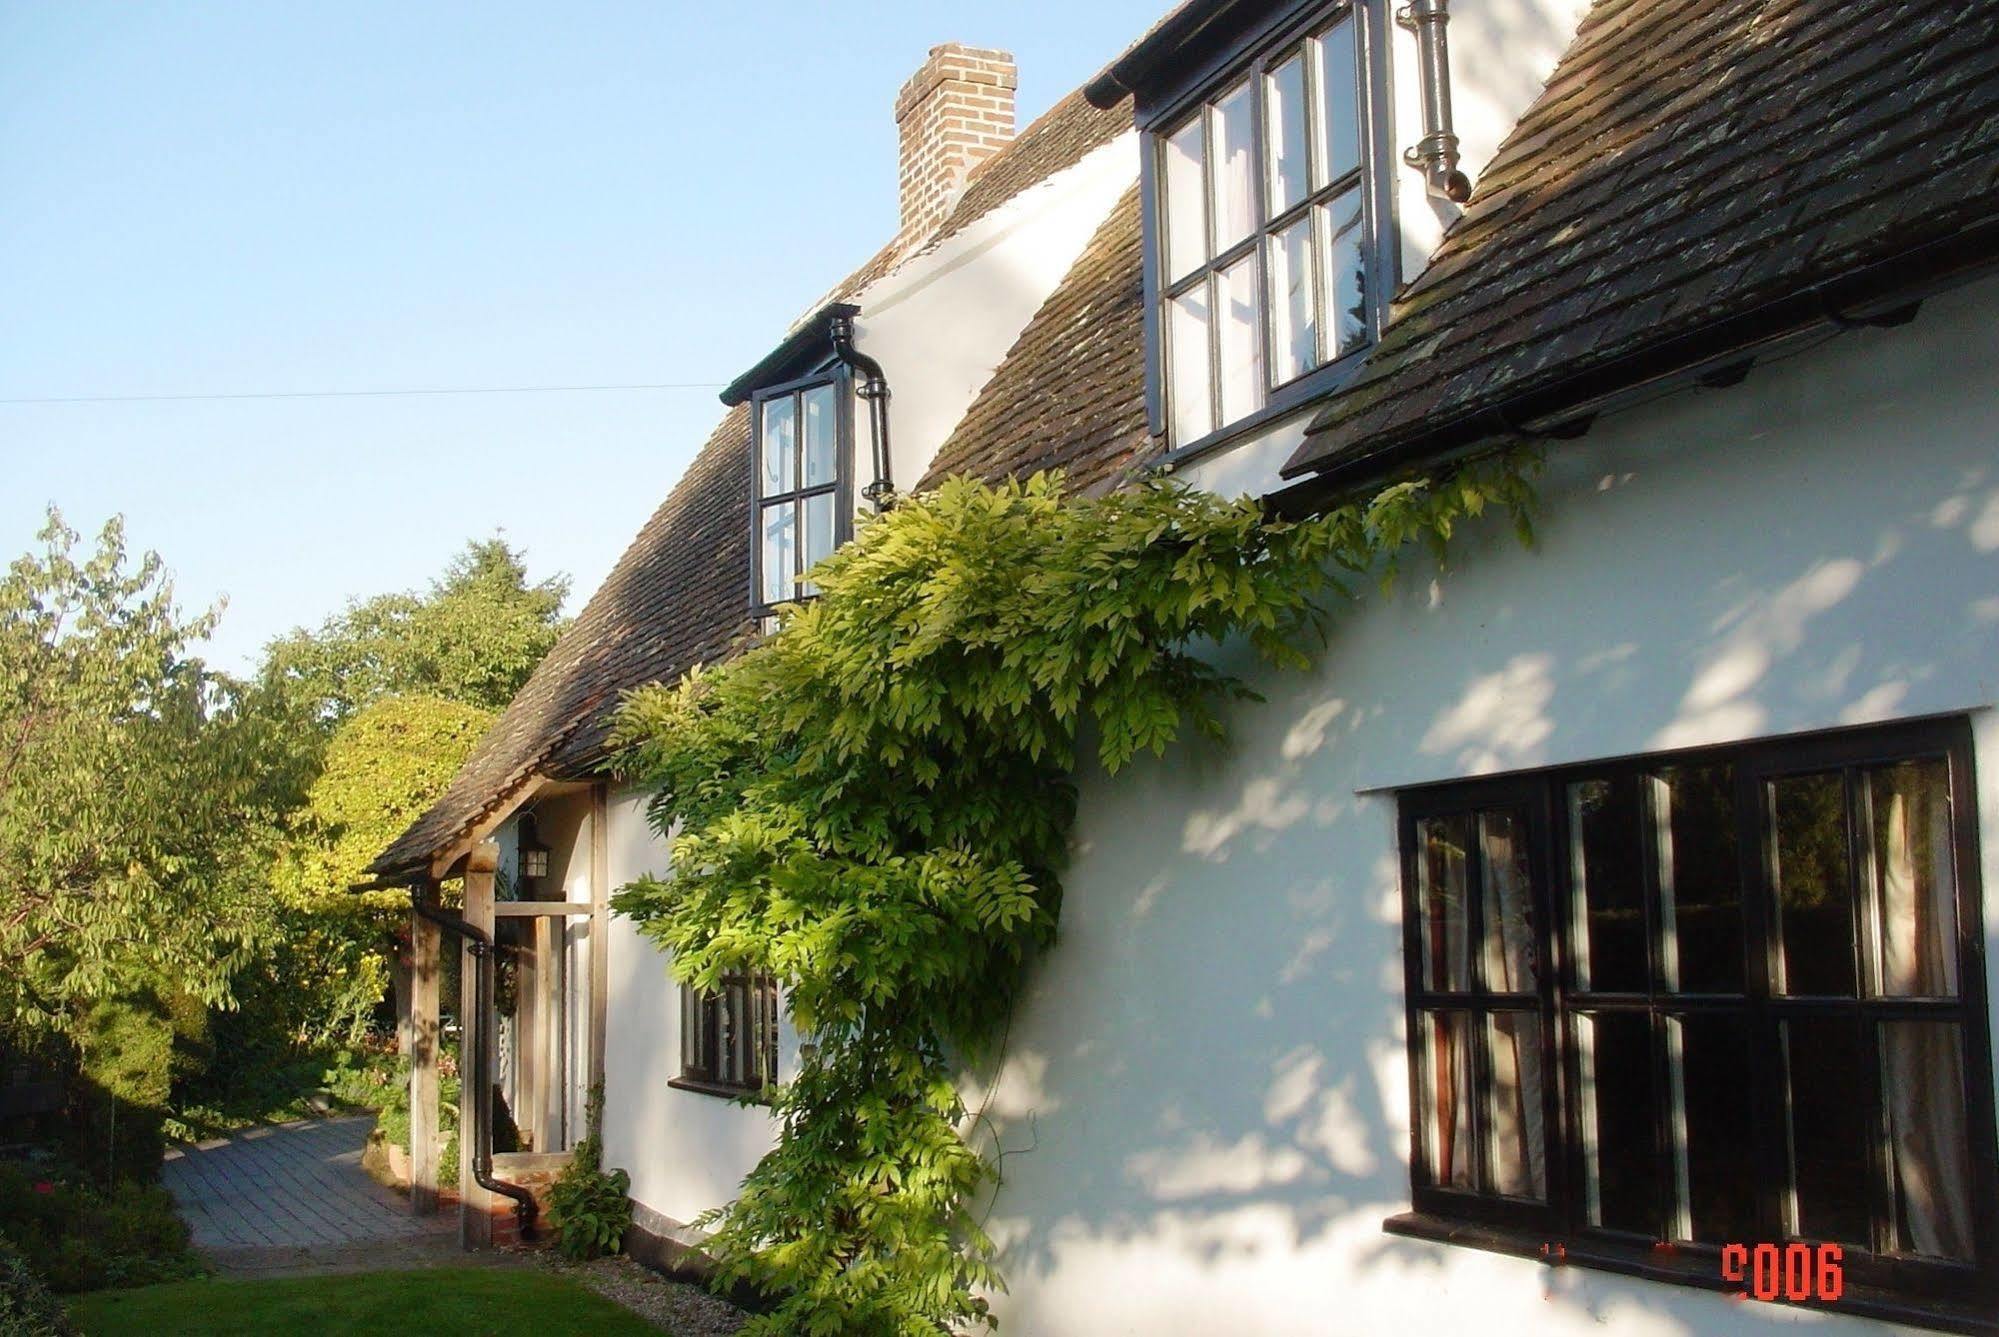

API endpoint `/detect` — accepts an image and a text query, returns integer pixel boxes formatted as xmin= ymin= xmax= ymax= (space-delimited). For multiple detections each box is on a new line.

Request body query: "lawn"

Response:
xmin=69 ymin=1267 xmax=661 ymax=1335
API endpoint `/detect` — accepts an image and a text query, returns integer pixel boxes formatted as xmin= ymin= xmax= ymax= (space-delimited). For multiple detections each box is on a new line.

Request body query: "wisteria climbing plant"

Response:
xmin=610 ymin=455 xmax=1538 ymax=1335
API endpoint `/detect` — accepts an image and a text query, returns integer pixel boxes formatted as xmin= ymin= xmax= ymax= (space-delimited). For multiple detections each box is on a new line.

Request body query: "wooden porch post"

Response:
xmin=409 ymin=884 xmax=441 ymax=1216
xmin=589 ymin=783 xmax=610 ymax=1093
xmin=460 ymin=840 xmax=499 ymax=1249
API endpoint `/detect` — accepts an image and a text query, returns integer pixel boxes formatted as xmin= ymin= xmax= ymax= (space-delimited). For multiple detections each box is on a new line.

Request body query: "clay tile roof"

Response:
xmin=369 ymin=403 xmax=755 ymax=880
xmin=920 ymin=184 xmax=1156 ymax=494
xmin=1284 ymin=0 xmax=1999 ymax=483
xmin=371 ymin=87 xmax=1139 ymax=882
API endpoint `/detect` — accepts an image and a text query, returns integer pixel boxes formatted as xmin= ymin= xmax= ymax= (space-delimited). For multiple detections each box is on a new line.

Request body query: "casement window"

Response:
xmin=1148 ymin=2 xmax=1380 ymax=454
xmin=1393 ymin=718 xmax=1999 ymax=1320
xmin=752 ymin=374 xmax=849 ymax=613
xmin=677 ymin=974 xmax=779 ymax=1096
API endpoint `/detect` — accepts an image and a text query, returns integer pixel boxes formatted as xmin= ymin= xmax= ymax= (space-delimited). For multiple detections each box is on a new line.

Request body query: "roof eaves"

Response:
xmin=1271 ymin=212 xmax=1999 ymax=506
xmin=719 ymin=303 xmax=859 ymax=406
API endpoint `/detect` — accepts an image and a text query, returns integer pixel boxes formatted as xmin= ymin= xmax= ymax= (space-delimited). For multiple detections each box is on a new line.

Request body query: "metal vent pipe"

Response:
xmin=1398 ymin=0 xmax=1473 ymax=203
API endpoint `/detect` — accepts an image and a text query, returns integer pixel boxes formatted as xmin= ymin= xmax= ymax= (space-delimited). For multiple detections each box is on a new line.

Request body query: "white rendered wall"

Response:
xmin=850 ymin=133 xmax=1138 ymax=493
xmin=974 ymin=277 xmax=1999 ymax=1335
xmin=598 ymin=787 xmax=781 ymax=1232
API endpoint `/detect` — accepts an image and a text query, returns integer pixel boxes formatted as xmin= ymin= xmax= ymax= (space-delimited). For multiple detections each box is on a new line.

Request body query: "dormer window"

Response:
xmin=1140 ymin=3 xmax=1385 ymax=455
xmin=752 ymin=374 xmax=849 ymax=611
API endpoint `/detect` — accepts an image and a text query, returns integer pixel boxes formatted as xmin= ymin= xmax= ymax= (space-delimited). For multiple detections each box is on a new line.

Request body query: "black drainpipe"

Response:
xmin=1398 ymin=0 xmax=1473 ymax=203
xmin=829 ymin=308 xmax=895 ymax=510
xmin=412 ymin=894 xmax=539 ymax=1241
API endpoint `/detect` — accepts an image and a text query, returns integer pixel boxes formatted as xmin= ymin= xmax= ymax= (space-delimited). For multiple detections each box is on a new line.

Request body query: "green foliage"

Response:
xmin=0 ymin=1230 xmax=75 ymax=1336
xmin=66 ymin=991 xmax=209 ymax=1184
xmin=265 ymin=696 xmax=494 ymax=1046
xmin=0 ymin=1162 xmax=205 ymax=1294
xmin=611 ymin=461 xmax=1538 ymax=1334
xmin=260 ymin=537 xmax=569 ymax=723
xmin=373 ymin=1041 xmax=460 ymax=1189
xmin=0 ymin=511 xmax=305 ymax=1043
xmin=547 ymin=1083 xmax=631 ymax=1262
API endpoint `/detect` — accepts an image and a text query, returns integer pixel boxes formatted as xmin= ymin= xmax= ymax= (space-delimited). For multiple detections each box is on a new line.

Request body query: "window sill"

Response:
xmin=1152 ymin=349 xmax=1368 ymax=475
xmin=1382 ymin=1212 xmax=1998 ymax=1335
xmin=667 ymin=1076 xmax=773 ymax=1105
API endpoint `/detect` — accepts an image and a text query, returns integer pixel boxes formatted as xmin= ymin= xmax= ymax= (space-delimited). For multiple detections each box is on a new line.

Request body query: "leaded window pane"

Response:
xmin=1486 ymin=1012 xmax=1546 ymax=1199
xmin=1666 ymin=1013 xmax=1758 ymax=1243
xmin=1569 ymin=776 xmax=1649 ymax=993
xmin=1416 ymin=813 xmax=1471 ymax=993
xmin=760 ymin=396 xmax=795 ymax=495
xmin=1480 ymin=811 xmax=1537 ymax=993
xmin=1579 ymin=1010 xmax=1658 ymax=1233
xmin=1783 ymin=1015 xmax=1871 ymax=1245
xmin=1313 ymin=18 xmax=1361 ymax=187
xmin=1653 ymin=764 xmax=1743 ymax=993
xmin=1208 ymin=80 xmax=1256 ymax=251
xmin=802 ymin=383 xmax=839 ymax=488
xmin=760 ymin=502 xmax=795 ymax=605
xmin=1268 ymin=215 xmax=1317 ymax=387
xmin=1422 ymin=1010 xmax=1475 ymax=1191
xmin=1163 ymin=115 xmax=1208 ymax=283
xmin=1881 ymin=1020 xmax=1974 ymax=1258
xmin=1771 ymin=772 xmax=1857 ymax=996
xmin=1265 ymin=52 xmax=1310 ymax=218
xmin=1215 ymin=255 xmax=1263 ymax=425
xmin=1868 ymin=759 xmax=1958 ymax=997
xmin=801 ymin=492 xmax=835 ymax=595
xmin=1316 ymin=189 xmax=1368 ymax=356
xmin=1168 ymin=285 xmax=1213 ymax=445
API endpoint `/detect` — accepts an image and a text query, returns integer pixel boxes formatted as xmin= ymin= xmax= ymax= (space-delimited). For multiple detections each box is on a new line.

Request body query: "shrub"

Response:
xmin=0 ymin=1230 xmax=74 ymax=1336
xmin=0 ymin=1163 xmax=204 ymax=1293
xmin=546 ymin=1084 xmax=629 ymax=1262
xmin=373 ymin=1043 xmax=460 ymax=1189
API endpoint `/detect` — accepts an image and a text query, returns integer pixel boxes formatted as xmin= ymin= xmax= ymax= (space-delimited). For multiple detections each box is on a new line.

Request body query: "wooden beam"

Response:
xmin=459 ymin=841 xmax=498 ymax=1250
xmin=589 ymin=783 xmax=610 ymax=1094
xmin=409 ymin=888 xmax=441 ymax=1216
xmin=492 ymin=901 xmax=595 ymax=918
xmin=429 ymin=773 xmax=548 ymax=883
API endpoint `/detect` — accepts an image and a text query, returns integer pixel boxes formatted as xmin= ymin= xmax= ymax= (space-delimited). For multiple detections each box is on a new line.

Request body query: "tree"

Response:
xmin=266 ymin=695 xmax=494 ymax=1045
xmin=260 ymin=537 xmax=568 ymax=723
xmin=0 ymin=511 xmax=300 ymax=1036
xmin=242 ymin=539 xmax=566 ymax=1052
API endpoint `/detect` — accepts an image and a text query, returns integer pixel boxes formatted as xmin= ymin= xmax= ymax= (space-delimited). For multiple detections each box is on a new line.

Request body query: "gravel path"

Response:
xmin=533 ymin=1253 xmax=749 ymax=1335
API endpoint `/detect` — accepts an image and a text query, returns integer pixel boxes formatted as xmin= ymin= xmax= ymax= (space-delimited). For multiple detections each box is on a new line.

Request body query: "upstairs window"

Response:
xmin=677 ymin=973 xmax=779 ymax=1097
xmin=1153 ymin=6 xmax=1375 ymax=452
xmin=1393 ymin=718 xmax=1999 ymax=1319
xmin=753 ymin=375 xmax=847 ymax=612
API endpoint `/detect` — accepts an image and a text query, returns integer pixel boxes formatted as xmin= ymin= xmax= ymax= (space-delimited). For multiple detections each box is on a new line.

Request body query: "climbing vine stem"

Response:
xmin=610 ymin=455 xmax=1539 ymax=1335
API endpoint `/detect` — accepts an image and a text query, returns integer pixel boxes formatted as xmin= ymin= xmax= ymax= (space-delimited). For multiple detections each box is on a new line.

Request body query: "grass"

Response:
xmin=68 ymin=1267 xmax=661 ymax=1336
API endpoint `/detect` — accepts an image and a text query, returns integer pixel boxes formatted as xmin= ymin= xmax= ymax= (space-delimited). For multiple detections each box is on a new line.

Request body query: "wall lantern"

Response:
xmin=517 ymin=814 xmax=551 ymax=887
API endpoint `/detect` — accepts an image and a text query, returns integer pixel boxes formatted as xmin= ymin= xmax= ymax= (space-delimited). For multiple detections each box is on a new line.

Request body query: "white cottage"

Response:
xmin=371 ymin=0 xmax=1999 ymax=1330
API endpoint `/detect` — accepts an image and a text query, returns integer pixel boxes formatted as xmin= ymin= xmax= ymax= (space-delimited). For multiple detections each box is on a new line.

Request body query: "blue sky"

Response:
xmin=0 ymin=1 xmax=1158 ymax=673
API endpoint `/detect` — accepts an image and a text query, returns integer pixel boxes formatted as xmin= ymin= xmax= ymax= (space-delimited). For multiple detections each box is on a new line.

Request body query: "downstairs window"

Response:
xmin=1394 ymin=717 xmax=1998 ymax=1319
xmin=677 ymin=973 xmax=779 ymax=1097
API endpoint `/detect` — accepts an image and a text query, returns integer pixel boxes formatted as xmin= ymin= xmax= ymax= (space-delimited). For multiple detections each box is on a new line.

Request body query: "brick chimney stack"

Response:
xmin=894 ymin=44 xmax=1017 ymax=245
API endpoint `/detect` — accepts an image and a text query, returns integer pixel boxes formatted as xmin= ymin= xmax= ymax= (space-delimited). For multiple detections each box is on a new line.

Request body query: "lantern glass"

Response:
xmin=520 ymin=846 xmax=550 ymax=879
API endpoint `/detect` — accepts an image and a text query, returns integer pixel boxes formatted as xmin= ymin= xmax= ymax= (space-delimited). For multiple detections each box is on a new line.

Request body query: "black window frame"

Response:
xmin=672 ymin=972 xmax=780 ymax=1100
xmin=1135 ymin=0 xmax=1397 ymax=466
xmin=748 ymin=364 xmax=854 ymax=621
xmin=1392 ymin=716 xmax=1999 ymax=1329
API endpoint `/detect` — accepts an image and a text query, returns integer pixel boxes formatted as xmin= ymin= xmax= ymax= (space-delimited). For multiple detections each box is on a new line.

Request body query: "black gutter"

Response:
xmin=720 ymin=303 xmax=857 ymax=408
xmin=1269 ymin=214 xmax=1999 ymax=517
xmin=410 ymin=893 xmax=540 ymax=1242
xmin=1084 ymin=0 xmax=1247 ymax=109
xmin=829 ymin=307 xmax=895 ymax=509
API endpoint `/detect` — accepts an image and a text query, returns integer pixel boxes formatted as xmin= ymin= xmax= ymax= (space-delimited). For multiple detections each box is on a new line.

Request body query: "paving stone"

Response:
xmin=163 ymin=1115 xmax=452 ymax=1255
